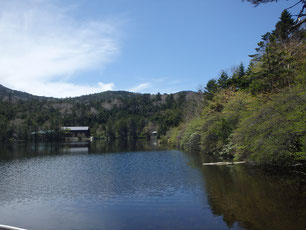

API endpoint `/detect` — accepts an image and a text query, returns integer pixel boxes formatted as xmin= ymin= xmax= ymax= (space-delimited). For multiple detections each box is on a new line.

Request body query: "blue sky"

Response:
xmin=0 ymin=0 xmax=298 ymax=97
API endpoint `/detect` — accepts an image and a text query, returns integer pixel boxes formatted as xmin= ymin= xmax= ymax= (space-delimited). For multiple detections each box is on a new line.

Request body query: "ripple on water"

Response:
xmin=0 ymin=142 xmax=304 ymax=230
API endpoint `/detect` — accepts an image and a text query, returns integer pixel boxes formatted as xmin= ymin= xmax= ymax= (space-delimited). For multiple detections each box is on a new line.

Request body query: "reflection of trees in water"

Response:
xmin=0 ymin=140 xmax=168 ymax=161
xmin=89 ymin=139 xmax=169 ymax=154
xmin=0 ymin=145 xmax=205 ymax=208
xmin=0 ymin=142 xmax=90 ymax=160
xmin=201 ymin=164 xmax=306 ymax=230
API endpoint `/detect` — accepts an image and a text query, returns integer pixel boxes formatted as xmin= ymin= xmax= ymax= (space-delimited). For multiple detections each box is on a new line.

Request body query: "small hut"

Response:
xmin=61 ymin=126 xmax=90 ymax=138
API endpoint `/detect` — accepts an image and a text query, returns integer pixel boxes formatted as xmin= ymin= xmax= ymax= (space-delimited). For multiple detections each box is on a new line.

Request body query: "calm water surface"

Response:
xmin=0 ymin=141 xmax=305 ymax=230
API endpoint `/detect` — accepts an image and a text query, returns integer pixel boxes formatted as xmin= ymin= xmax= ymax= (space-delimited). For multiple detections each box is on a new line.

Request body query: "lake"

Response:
xmin=0 ymin=141 xmax=305 ymax=230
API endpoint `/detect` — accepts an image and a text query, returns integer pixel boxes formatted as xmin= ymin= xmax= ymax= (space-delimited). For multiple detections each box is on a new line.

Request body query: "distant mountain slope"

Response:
xmin=0 ymin=84 xmax=50 ymax=101
xmin=0 ymin=83 xmax=200 ymax=141
xmin=72 ymin=91 xmax=137 ymax=102
xmin=0 ymin=83 xmax=199 ymax=105
xmin=0 ymin=84 xmax=137 ymax=102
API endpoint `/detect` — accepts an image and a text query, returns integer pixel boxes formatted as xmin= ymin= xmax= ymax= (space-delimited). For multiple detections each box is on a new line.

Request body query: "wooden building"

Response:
xmin=61 ymin=126 xmax=90 ymax=138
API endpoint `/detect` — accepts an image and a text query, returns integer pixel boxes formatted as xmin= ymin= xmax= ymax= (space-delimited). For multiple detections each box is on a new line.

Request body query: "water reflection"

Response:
xmin=0 ymin=141 xmax=229 ymax=230
xmin=89 ymin=139 xmax=169 ymax=153
xmin=0 ymin=142 xmax=90 ymax=160
xmin=0 ymin=141 xmax=305 ymax=230
xmin=201 ymin=164 xmax=306 ymax=230
xmin=0 ymin=140 xmax=168 ymax=161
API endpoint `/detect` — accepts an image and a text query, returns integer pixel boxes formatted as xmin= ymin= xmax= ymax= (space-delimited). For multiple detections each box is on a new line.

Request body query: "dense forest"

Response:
xmin=0 ymin=3 xmax=305 ymax=167
xmin=0 ymin=85 xmax=200 ymax=141
xmin=162 ymin=9 xmax=305 ymax=166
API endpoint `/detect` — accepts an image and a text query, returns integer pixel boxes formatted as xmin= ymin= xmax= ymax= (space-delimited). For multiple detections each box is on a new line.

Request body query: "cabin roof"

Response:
xmin=61 ymin=126 xmax=89 ymax=131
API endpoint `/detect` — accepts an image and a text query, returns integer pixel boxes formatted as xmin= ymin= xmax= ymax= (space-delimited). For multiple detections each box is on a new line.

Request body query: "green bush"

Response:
xmin=232 ymin=87 xmax=306 ymax=165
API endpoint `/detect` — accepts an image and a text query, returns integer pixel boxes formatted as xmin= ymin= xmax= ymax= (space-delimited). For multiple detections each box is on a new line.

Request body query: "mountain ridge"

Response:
xmin=0 ymin=83 xmax=200 ymax=141
xmin=0 ymin=83 xmax=197 ymax=102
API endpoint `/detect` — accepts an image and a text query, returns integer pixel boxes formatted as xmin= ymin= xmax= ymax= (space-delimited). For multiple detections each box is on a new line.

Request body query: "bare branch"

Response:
xmin=285 ymin=0 xmax=303 ymax=10
xmin=243 ymin=0 xmax=279 ymax=7
xmin=292 ymin=18 xmax=306 ymax=28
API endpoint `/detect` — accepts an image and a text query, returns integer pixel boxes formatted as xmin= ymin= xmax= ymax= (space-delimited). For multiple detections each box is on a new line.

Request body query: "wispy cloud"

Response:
xmin=0 ymin=0 xmax=118 ymax=97
xmin=129 ymin=82 xmax=151 ymax=92
xmin=128 ymin=78 xmax=187 ymax=94
xmin=20 ymin=81 xmax=115 ymax=98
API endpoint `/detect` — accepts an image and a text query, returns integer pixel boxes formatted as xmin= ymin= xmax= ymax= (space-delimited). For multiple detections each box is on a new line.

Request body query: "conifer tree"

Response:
xmin=238 ymin=62 xmax=245 ymax=77
xmin=274 ymin=10 xmax=296 ymax=44
xmin=218 ymin=71 xmax=229 ymax=89
xmin=204 ymin=79 xmax=219 ymax=100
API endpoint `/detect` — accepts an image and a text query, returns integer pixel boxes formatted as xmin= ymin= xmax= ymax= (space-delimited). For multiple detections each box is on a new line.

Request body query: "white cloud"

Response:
xmin=129 ymin=82 xmax=151 ymax=92
xmin=0 ymin=0 xmax=119 ymax=98
xmin=19 ymin=81 xmax=115 ymax=98
xmin=128 ymin=78 xmax=186 ymax=94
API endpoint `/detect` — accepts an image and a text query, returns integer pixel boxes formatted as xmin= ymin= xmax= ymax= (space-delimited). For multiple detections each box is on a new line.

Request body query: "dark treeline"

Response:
xmin=0 ymin=88 xmax=198 ymax=141
xmin=162 ymin=9 xmax=305 ymax=166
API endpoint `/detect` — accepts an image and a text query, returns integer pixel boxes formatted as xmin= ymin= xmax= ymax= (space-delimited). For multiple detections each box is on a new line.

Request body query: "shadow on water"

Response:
xmin=0 ymin=141 xmax=85 ymax=158
xmin=198 ymin=154 xmax=306 ymax=230
xmin=0 ymin=140 xmax=169 ymax=161
xmin=89 ymin=139 xmax=169 ymax=154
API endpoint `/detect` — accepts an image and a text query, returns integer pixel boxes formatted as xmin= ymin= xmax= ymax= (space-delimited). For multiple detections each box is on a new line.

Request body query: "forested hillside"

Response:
xmin=0 ymin=85 xmax=200 ymax=141
xmin=162 ymin=10 xmax=306 ymax=166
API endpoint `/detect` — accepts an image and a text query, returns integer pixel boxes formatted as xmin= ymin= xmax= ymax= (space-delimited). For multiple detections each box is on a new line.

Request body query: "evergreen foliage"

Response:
xmin=0 ymin=88 xmax=196 ymax=141
xmin=162 ymin=10 xmax=306 ymax=166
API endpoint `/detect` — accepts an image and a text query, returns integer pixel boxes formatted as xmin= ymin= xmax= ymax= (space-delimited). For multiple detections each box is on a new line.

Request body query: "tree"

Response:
xmin=238 ymin=62 xmax=246 ymax=78
xmin=116 ymin=119 xmax=128 ymax=139
xmin=0 ymin=114 xmax=8 ymax=140
xmin=247 ymin=10 xmax=304 ymax=93
xmin=176 ymin=93 xmax=186 ymax=107
xmin=204 ymin=79 xmax=219 ymax=100
xmin=158 ymin=109 xmax=182 ymax=135
xmin=232 ymin=88 xmax=306 ymax=165
xmin=106 ymin=121 xmax=115 ymax=140
xmin=243 ymin=0 xmax=306 ymax=27
xmin=227 ymin=63 xmax=246 ymax=90
xmin=274 ymin=10 xmax=296 ymax=44
xmin=165 ymin=94 xmax=175 ymax=108
xmin=128 ymin=118 xmax=138 ymax=139
xmin=156 ymin=92 xmax=162 ymax=101
xmin=218 ymin=71 xmax=229 ymax=89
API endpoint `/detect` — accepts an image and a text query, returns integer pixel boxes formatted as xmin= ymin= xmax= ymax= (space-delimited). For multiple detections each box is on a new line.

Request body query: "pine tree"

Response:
xmin=218 ymin=71 xmax=229 ymax=89
xmin=274 ymin=10 xmax=296 ymax=45
xmin=246 ymin=8 xmax=305 ymax=94
xmin=156 ymin=92 xmax=162 ymax=101
xmin=204 ymin=79 xmax=218 ymax=100
xmin=238 ymin=62 xmax=245 ymax=77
